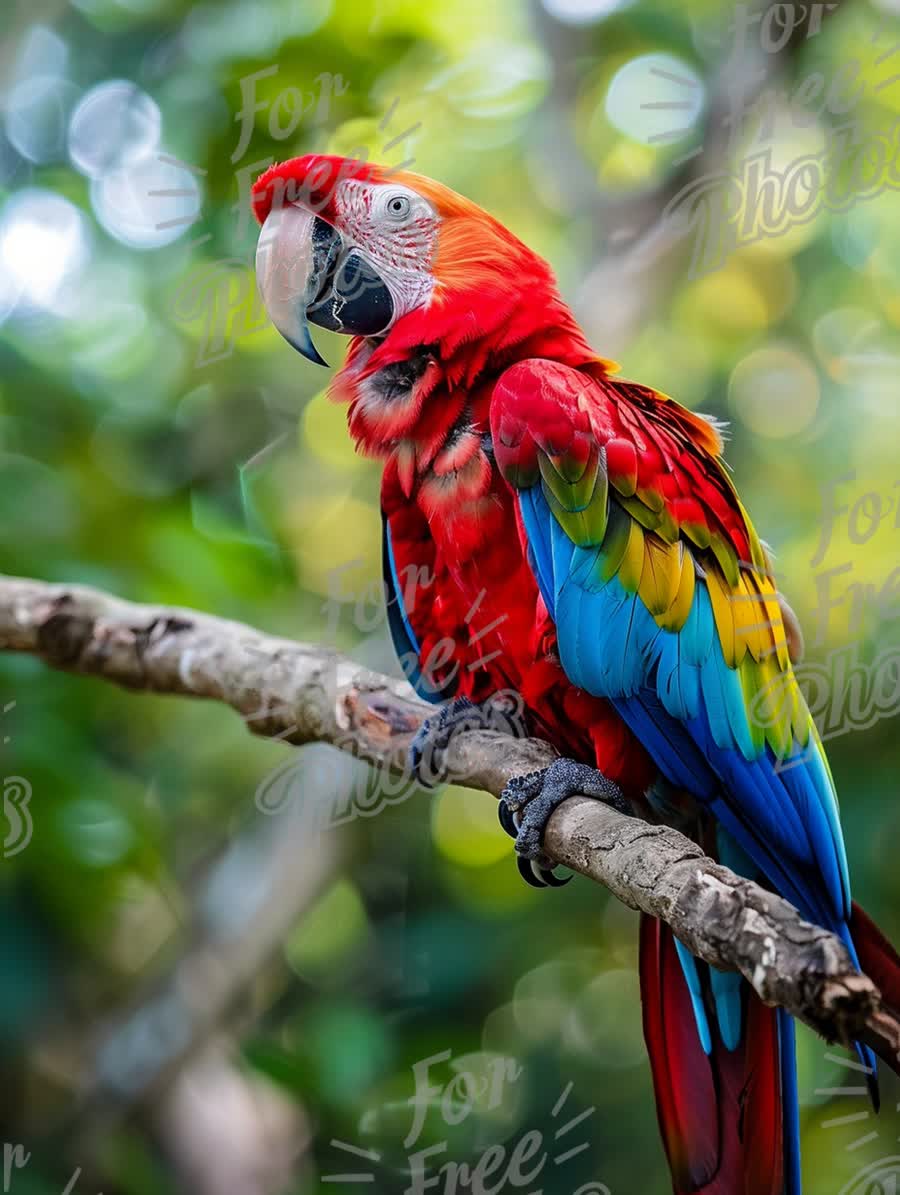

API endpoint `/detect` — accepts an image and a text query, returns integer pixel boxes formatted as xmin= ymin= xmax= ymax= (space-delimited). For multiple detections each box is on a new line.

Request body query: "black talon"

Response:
xmin=540 ymin=865 xmax=572 ymax=888
xmin=497 ymin=799 xmax=519 ymax=838
xmin=516 ymin=854 xmax=571 ymax=889
xmin=518 ymin=855 xmax=548 ymax=889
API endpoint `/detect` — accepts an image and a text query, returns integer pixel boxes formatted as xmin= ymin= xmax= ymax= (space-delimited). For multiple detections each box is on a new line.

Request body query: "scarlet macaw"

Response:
xmin=252 ymin=155 xmax=900 ymax=1194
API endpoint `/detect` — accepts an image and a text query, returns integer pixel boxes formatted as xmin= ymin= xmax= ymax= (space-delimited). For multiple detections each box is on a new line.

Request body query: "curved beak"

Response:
xmin=255 ymin=205 xmax=394 ymax=367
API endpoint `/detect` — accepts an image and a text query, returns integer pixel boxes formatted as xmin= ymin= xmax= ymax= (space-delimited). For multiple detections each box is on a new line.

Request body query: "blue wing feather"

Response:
xmin=516 ymin=484 xmax=852 ymax=934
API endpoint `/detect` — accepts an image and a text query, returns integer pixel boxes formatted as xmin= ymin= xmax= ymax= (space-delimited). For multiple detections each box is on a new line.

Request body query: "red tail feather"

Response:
xmin=640 ymin=916 xmax=788 ymax=1195
xmin=851 ymin=901 xmax=900 ymax=1076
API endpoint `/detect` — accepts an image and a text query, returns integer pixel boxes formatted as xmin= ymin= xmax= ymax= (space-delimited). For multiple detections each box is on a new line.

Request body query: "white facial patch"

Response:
xmin=334 ymin=179 xmax=438 ymax=324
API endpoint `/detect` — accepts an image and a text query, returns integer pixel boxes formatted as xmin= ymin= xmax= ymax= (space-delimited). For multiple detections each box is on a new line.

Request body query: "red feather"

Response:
xmin=640 ymin=917 xmax=786 ymax=1195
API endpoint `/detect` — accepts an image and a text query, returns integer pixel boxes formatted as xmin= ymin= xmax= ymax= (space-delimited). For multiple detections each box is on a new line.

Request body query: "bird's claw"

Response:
xmin=409 ymin=697 xmax=492 ymax=789
xmin=498 ymin=758 xmax=628 ymax=889
xmin=516 ymin=853 xmax=572 ymax=889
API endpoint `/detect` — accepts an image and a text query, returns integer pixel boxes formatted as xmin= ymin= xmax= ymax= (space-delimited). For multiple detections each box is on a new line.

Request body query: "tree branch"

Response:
xmin=2 ymin=574 xmax=897 ymax=1060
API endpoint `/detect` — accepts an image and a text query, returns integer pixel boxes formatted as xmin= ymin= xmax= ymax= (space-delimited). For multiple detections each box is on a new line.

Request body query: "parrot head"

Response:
xmin=252 ymin=154 xmax=567 ymax=369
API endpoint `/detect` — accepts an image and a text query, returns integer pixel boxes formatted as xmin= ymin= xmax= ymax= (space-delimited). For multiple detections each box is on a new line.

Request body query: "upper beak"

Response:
xmin=255 ymin=205 xmax=394 ymax=367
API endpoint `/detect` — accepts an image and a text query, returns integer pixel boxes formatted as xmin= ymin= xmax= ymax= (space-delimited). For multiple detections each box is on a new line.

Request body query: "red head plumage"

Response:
xmin=251 ymin=154 xmax=597 ymax=389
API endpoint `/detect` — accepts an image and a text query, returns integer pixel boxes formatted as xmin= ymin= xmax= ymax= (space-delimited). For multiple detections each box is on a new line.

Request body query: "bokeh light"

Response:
xmin=0 ymin=187 xmax=90 ymax=314
xmin=91 ymin=151 xmax=203 ymax=249
xmin=605 ymin=53 xmax=705 ymax=145
xmin=68 ymin=80 xmax=162 ymax=178
xmin=728 ymin=344 xmax=821 ymax=438
xmin=543 ymin=0 xmax=633 ymax=23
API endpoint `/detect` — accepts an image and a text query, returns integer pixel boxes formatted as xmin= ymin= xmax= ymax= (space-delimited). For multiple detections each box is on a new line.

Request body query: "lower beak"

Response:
xmin=255 ymin=205 xmax=394 ymax=367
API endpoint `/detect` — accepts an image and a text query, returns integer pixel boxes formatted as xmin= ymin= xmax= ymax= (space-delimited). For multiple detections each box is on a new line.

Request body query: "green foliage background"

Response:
xmin=1 ymin=0 xmax=898 ymax=1191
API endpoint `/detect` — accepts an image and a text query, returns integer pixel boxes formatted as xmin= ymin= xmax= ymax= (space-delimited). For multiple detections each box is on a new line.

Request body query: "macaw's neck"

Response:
xmin=328 ymin=286 xmax=605 ymax=504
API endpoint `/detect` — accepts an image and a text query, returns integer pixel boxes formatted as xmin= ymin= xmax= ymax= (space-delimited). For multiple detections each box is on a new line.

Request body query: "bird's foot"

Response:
xmin=409 ymin=696 xmax=521 ymax=789
xmin=499 ymin=758 xmax=629 ymax=889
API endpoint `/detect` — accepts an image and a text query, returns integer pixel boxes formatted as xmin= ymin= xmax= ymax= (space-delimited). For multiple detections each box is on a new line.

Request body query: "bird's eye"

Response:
xmin=386 ymin=194 xmax=411 ymax=219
